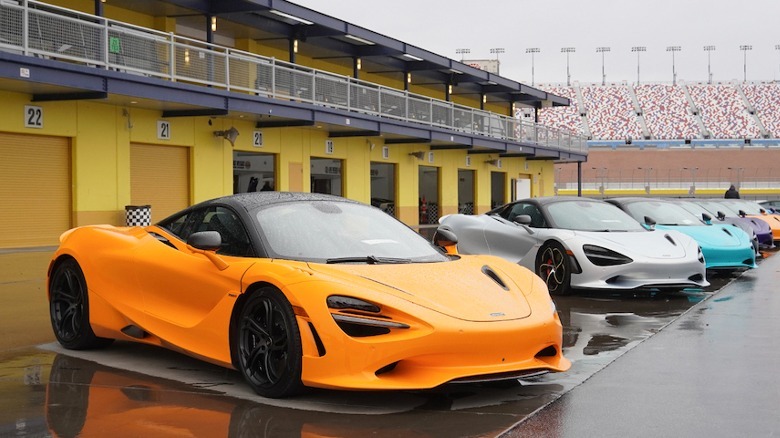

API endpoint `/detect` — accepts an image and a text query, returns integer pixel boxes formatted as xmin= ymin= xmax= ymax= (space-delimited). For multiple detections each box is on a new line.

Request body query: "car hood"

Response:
xmin=307 ymin=256 xmax=533 ymax=322
xmin=656 ymin=224 xmax=747 ymax=247
xmin=567 ymin=229 xmax=693 ymax=259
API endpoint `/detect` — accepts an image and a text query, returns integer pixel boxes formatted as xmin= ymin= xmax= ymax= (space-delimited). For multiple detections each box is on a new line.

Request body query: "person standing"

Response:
xmin=724 ymin=184 xmax=740 ymax=199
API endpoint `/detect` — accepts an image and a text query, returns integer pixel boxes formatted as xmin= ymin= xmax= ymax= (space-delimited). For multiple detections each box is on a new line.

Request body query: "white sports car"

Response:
xmin=437 ymin=197 xmax=709 ymax=295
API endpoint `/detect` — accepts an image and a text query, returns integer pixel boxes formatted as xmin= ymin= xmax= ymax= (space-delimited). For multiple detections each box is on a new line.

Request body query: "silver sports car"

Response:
xmin=437 ymin=197 xmax=709 ymax=295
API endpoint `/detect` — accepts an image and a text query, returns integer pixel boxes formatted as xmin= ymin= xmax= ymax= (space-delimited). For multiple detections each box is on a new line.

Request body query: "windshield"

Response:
xmin=547 ymin=200 xmax=645 ymax=231
xmin=254 ymin=200 xmax=448 ymax=263
xmin=623 ymin=200 xmax=703 ymax=226
xmin=695 ymin=200 xmax=740 ymax=217
xmin=675 ymin=201 xmax=712 ymax=222
xmin=725 ymin=200 xmax=766 ymax=215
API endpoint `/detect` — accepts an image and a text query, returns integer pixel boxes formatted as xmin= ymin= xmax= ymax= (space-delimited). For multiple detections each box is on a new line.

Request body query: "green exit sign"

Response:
xmin=109 ymin=37 xmax=121 ymax=54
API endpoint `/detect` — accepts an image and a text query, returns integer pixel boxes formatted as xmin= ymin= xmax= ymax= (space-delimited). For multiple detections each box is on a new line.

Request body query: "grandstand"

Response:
xmin=535 ymin=81 xmax=780 ymax=198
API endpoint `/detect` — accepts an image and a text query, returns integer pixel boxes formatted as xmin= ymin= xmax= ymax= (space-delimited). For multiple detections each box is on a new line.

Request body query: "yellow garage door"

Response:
xmin=130 ymin=143 xmax=190 ymax=223
xmin=0 ymin=133 xmax=71 ymax=248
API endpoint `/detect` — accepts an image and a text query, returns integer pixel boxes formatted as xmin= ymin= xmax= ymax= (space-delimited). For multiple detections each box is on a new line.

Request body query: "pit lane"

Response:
xmin=0 ymin=256 xmax=765 ymax=437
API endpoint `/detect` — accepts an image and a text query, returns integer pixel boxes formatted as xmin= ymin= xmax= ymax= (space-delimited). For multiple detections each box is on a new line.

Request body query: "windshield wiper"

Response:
xmin=326 ymin=255 xmax=411 ymax=264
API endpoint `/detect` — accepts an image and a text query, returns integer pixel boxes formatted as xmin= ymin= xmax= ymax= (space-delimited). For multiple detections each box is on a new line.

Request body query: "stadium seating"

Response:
xmin=686 ymin=84 xmax=760 ymax=139
xmin=580 ymin=85 xmax=643 ymax=140
xmin=536 ymin=85 xmax=584 ymax=135
xmin=742 ymin=82 xmax=780 ymax=138
xmin=634 ymin=84 xmax=699 ymax=140
xmin=535 ymin=82 xmax=774 ymax=142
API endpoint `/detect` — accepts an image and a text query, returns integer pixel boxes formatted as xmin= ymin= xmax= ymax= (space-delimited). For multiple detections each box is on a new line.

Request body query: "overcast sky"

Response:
xmin=293 ymin=0 xmax=780 ymax=86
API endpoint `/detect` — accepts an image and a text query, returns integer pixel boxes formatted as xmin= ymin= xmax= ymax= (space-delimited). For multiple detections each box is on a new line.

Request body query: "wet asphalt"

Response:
xmin=505 ymin=253 xmax=780 ymax=437
xmin=0 ymin=252 xmax=777 ymax=437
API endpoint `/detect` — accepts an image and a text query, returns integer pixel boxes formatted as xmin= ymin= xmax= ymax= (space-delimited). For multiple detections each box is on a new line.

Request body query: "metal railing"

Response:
xmin=0 ymin=0 xmax=587 ymax=155
xmin=556 ymin=167 xmax=780 ymax=196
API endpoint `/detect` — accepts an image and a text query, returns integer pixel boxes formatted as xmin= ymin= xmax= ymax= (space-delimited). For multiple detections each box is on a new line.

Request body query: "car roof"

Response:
xmin=195 ymin=192 xmax=359 ymax=212
xmin=514 ymin=196 xmax=605 ymax=206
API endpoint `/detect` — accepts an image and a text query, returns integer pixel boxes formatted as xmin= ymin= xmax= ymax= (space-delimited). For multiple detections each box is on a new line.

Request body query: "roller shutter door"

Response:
xmin=0 ymin=133 xmax=71 ymax=248
xmin=130 ymin=143 xmax=190 ymax=223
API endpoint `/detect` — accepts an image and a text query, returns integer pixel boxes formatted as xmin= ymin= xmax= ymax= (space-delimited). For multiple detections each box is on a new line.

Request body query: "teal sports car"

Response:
xmin=606 ymin=198 xmax=757 ymax=271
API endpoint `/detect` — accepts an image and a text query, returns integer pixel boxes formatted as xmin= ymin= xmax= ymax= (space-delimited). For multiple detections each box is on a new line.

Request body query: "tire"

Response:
xmin=235 ymin=287 xmax=304 ymax=398
xmin=49 ymin=258 xmax=113 ymax=350
xmin=535 ymin=241 xmax=572 ymax=296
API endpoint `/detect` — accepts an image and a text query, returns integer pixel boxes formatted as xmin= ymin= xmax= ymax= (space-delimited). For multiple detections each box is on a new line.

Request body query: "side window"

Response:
xmin=523 ymin=204 xmax=547 ymax=228
xmin=508 ymin=203 xmax=547 ymax=228
xmin=166 ymin=214 xmax=188 ymax=236
xmin=200 ymin=206 xmax=255 ymax=257
xmin=160 ymin=209 xmax=206 ymax=242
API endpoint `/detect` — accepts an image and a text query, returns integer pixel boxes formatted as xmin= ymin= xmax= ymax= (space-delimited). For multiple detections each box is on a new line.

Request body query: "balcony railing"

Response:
xmin=0 ymin=0 xmax=587 ymax=155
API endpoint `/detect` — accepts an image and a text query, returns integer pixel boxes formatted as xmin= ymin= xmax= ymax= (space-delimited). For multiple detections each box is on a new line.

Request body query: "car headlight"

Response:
xmin=582 ymin=244 xmax=633 ymax=266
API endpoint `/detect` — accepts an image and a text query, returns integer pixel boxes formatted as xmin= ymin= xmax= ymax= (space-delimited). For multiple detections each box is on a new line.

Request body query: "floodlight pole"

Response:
xmin=490 ymin=48 xmax=505 ymax=75
xmin=740 ymin=45 xmax=752 ymax=82
xmin=666 ymin=46 xmax=681 ymax=86
xmin=631 ymin=46 xmax=646 ymax=84
xmin=561 ymin=47 xmax=576 ymax=86
xmin=597 ymin=47 xmax=610 ymax=86
xmin=455 ymin=48 xmax=470 ymax=61
xmin=526 ymin=48 xmax=540 ymax=86
xmin=776 ymin=45 xmax=780 ymax=79
xmin=703 ymin=46 xmax=716 ymax=84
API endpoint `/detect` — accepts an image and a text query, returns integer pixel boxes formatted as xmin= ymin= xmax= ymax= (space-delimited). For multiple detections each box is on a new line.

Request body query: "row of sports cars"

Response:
xmin=44 ymin=192 xmax=776 ymax=398
xmin=439 ymin=197 xmax=778 ymax=296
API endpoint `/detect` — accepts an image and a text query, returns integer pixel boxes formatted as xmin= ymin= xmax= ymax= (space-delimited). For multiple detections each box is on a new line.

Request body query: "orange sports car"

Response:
xmin=47 ymin=192 xmax=569 ymax=398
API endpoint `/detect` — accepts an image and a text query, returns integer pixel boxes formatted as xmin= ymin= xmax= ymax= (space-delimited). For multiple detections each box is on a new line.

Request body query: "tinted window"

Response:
xmin=502 ymin=203 xmax=547 ymax=228
xmin=161 ymin=206 xmax=254 ymax=257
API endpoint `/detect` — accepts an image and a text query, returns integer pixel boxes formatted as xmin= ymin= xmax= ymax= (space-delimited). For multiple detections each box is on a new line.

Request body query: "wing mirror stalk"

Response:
xmin=187 ymin=231 xmax=229 ymax=271
xmin=433 ymin=226 xmax=459 ymax=255
xmin=644 ymin=216 xmax=657 ymax=230
xmin=513 ymin=215 xmax=535 ymax=234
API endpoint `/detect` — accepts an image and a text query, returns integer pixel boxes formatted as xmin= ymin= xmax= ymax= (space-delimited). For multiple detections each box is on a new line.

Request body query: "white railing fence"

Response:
xmin=0 ymin=0 xmax=587 ymax=155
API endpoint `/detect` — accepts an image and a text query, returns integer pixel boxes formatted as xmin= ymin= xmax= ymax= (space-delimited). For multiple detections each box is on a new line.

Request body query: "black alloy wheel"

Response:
xmin=536 ymin=241 xmax=572 ymax=296
xmin=49 ymin=258 xmax=113 ymax=349
xmin=236 ymin=287 xmax=303 ymax=398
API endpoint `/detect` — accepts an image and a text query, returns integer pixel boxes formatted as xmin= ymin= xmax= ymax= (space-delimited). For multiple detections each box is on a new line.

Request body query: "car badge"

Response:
xmin=490 ymin=312 xmax=505 ymax=317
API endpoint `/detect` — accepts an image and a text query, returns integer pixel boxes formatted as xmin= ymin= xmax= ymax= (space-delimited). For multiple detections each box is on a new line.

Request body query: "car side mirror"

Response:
xmin=644 ymin=216 xmax=657 ymax=230
xmin=187 ymin=231 xmax=229 ymax=270
xmin=701 ymin=213 xmax=712 ymax=224
xmin=187 ymin=231 xmax=222 ymax=251
xmin=716 ymin=211 xmax=726 ymax=221
xmin=760 ymin=208 xmax=767 ymax=214
xmin=514 ymin=214 xmax=532 ymax=226
xmin=513 ymin=214 xmax=535 ymax=234
xmin=433 ymin=226 xmax=459 ymax=255
xmin=738 ymin=209 xmax=747 ymax=218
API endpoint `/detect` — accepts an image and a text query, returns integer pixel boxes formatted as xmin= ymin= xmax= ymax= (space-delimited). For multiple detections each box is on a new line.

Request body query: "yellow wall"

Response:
xmin=1 ymin=3 xmax=559 ymax=229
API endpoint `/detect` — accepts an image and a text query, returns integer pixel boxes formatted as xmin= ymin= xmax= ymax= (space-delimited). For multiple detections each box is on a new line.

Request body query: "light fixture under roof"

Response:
xmin=401 ymin=53 xmax=423 ymax=61
xmin=269 ymin=9 xmax=314 ymax=25
xmin=344 ymin=34 xmax=375 ymax=45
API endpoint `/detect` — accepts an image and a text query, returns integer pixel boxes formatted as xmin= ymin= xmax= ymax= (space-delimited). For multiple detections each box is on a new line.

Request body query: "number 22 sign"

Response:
xmin=24 ymin=105 xmax=43 ymax=128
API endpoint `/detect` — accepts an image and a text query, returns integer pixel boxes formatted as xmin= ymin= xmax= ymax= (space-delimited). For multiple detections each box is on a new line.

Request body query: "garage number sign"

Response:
xmin=24 ymin=105 xmax=43 ymax=129
xmin=157 ymin=120 xmax=171 ymax=140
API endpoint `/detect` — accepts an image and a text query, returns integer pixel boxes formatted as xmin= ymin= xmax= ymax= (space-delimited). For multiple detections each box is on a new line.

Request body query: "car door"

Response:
xmin=480 ymin=202 xmax=540 ymax=263
xmin=133 ymin=205 xmax=256 ymax=351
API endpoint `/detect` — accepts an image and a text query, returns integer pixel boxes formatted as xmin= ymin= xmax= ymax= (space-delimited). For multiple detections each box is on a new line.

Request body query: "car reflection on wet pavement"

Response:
xmin=0 ymin=268 xmax=746 ymax=437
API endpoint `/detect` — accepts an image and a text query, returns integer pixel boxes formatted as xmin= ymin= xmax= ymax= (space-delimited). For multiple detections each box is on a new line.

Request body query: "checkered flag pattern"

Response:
xmin=125 ymin=205 xmax=151 ymax=226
